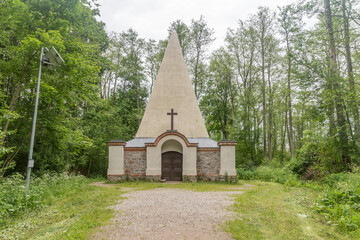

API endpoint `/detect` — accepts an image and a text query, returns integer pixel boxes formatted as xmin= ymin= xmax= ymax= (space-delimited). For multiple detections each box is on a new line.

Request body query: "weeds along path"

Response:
xmin=91 ymin=187 xmax=245 ymax=240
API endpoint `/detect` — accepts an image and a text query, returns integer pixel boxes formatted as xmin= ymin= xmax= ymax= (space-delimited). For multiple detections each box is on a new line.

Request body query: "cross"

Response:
xmin=167 ymin=109 xmax=178 ymax=130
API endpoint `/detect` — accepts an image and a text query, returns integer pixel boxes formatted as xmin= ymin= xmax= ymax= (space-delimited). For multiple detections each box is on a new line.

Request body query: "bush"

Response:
xmin=288 ymin=130 xmax=350 ymax=177
xmin=237 ymin=167 xmax=256 ymax=180
xmin=255 ymin=166 xmax=299 ymax=184
xmin=314 ymin=173 xmax=360 ymax=232
xmin=238 ymin=164 xmax=360 ymax=233
xmin=237 ymin=166 xmax=300 ymax=186
xmin=0 ymin=172 xmax=90 ymax=227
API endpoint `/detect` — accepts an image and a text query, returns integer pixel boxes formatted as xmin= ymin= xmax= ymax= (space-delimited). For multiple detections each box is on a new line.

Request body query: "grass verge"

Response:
xmin=106 ymin=181 xmax=246 ymax=192
xmin=1 ymin=181 xmax=124 ymax=240
xmin=4 ymin=179 xmax=358 ymax=239
xmin=226 ymin=181 xmax=358 ymax=240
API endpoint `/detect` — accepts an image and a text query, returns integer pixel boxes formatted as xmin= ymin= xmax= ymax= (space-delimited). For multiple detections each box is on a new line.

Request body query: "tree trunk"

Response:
xmin=267 ymin=56 xmax=272 ymax=161
xmin=228 ymin=76 xmax=236 ymax=127
xmin=285 ymin=32 xmax=295 ymax=158
xmin=342 ymin=0 xmax=360 ymax=141
xmin=107 ymin=73 xmax=112 ymax=98
xmin=194 ymin=51 xmax=200 ymax=98
xmin=261 ymin=29 xmax=267 ymax=160
xmin=136 ymin=80 xmax=140 ymax=126
xmin=281 ymin=95 xmax=289 ymax=159
xmin=324 ymin=0 xmax=351 ymax=169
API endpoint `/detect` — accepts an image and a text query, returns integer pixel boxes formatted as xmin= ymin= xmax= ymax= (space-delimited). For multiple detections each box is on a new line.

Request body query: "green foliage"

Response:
xmin=0 ymin=0 xmax=114 ymax=176
xmin=314 ymin=173 xmax=360 ymax=232
xmin=0 ymin=110 xmax=19 ymax=177
xmin=0 ymin=177 xmax=122 ymax=240
xmin=0 ymin=172 xmax=89 ymax=227
xmin=79 ymin=98 xmax=140 ymax=175
xmin=238 ymin=166 xmax=360 ymax=234
xmin=201 ymin=48 xmax=235 ymax=140
xmin=287 ymin=130 xmax=350 ymax=178
xmin=226 ymin=181 xmax=347 ymax=239
xmin=237 ymin=166 xmax=299 ymax=186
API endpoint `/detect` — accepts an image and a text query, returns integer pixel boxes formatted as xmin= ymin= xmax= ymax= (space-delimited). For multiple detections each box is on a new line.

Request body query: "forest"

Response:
xmin=2 ymin=0 xmax=360 ymax=177
xmin=1 ymin=0 xmax=360 ymax=238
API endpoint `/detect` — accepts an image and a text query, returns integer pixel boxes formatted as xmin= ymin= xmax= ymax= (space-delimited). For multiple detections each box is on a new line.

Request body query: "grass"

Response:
xmin=1 ymin=182 xmax=124 ymax=240
xmin=2 ymin=179 xmax=358 ymax=239
xmin=107 ymin=180 xmax=245 ymax=192
xmin=226 ymin=181 xmax=356 ymax=240
xmin=1 ymin=180 xmax=242 ymax=240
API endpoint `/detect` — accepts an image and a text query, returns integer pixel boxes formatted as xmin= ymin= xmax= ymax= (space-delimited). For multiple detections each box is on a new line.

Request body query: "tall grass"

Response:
xmin=314 ymin=173 xmax=360 ymax=233
xmin=0 ymin=172 xmax=90 ymax=227
xmin=237 ymin=165 xmax=300 ymax=186
xmin=237 ymin=165 xmax=360 ymax=234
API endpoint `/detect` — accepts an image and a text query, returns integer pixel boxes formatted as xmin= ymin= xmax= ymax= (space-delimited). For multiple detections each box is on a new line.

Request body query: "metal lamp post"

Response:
xmin=25 ymin=47 xmax=64 ymax=192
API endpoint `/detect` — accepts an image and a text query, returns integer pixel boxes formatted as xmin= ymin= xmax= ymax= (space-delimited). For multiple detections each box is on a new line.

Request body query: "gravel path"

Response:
xmin=92 ymin=188 xmax=243 ymax=240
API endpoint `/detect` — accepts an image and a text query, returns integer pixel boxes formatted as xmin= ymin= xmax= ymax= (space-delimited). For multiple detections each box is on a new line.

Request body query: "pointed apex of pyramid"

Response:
xmin=169 ymin=31 xmax=179 ymax=42
xmin=135 ymin=31 xmax=209 ymax=138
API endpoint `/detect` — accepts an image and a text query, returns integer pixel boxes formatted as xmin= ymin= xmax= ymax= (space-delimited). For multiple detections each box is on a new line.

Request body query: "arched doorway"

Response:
xmin=161 ymin=151 xmax=182 ymax=181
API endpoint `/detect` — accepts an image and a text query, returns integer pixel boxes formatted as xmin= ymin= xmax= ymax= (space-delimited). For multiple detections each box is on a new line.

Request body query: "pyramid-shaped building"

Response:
xmin=107 ymin=32 xmax=236 ymax=182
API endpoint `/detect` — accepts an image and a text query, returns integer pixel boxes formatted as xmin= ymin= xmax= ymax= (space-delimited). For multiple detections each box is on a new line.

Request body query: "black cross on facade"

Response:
xmin=167 ymin=109 xmax=178 ymax=130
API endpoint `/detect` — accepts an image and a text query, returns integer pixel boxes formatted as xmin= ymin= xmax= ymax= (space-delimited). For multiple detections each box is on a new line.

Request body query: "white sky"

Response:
xmin=96 ymin=0 xmax=294 ymax=50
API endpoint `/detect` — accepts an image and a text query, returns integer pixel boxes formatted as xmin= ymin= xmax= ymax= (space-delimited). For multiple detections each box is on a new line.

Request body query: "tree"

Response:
xmin=341 ymin=0 xmax=360 ymax=142
xmin=226 ymin=21 xmax=261 ymax=164
xmin=278 ymin=5 xmax=303 ymax=158
xmin=251 ymin=7 xmax=276 ymax=160
xmin=103 ymin=29 xmax=147 ymax=125
xmin=0 ymin=0 xmax=109 ymax=175
xmin=144 ymin=39 xmax=164 ymax=94
xmin=168 ymin=17 xmax=215 ymax=99
xmin=323 ymin=0 xmax=351 ymax=169
xmin=168 ymin=20 xmax=191 ymax=58
xmin=201 ymin=48 xmax=235 ymax=140
xmin=189 ymin=16 xmax=215 ymax=98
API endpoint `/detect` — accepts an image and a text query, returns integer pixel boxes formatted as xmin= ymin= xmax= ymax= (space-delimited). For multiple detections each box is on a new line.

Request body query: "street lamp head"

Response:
xmin=42 ymin=47 xmax=64 ymax=69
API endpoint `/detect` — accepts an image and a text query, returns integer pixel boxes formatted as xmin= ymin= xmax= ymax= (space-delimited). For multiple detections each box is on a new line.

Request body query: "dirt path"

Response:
xmin=92 ymin=188 xmax=244 ymax=240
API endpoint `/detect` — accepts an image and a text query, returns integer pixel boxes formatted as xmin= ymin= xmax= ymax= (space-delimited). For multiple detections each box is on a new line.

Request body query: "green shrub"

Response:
xmin=314 ymin=173 xmax=360 ymax=232
xmin=237 ymin=166 xmax=300 ymax=186
xmin=239 ymin=165 xmax=360 ymax=233
xmin=0 ymin=172 xmax=90 ymax=227
xmin=255 ymin=166 xmax=299 ymax=185
xmin=287 ymin=130 xmax=321 ymax=176
xmin=236 ymin=167 xmax=256 ymax=180
xmin=289 ymin=130 xmax=349 ymax=177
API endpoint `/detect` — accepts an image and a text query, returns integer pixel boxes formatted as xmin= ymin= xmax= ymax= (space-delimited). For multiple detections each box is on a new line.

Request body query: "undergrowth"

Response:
xmin=0 ymin=172 xmax=90 ymax=228
xmin=237 ymin=165 xmax=360 ymax=235
xmin=314 ymin=173 xmax=360 ymax=232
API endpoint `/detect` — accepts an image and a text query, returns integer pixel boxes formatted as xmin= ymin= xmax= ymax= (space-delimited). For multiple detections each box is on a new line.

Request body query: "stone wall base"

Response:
xmin=127 ymin=174 xmax=146 ymax=181
xmin=145 ymin=175 xmax=161 ymax=182
xmin=197 ymin=175 xmax=237 ymax=183
xmin=108 ymin=174 xmax=237 ymax=183
xmin=183 ymin=175 xmax=197 ymax=182
xmin=219 ymin=175 xmax=237 ymax=183
xmin=108 ymin=174 xmax=146 ymax=182
xmin=107 ymin=175 xmax=126 ymax=182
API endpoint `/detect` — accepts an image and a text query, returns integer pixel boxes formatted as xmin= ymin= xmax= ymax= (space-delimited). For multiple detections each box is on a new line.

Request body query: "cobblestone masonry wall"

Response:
xmin=109 ymin=149 xmax=236 ymax=183
xmin=197 ymin=151 xmax=220 ymax=181
xmin=108 ymin=175 xmax=126 ymax=182
xmin=124 ymin=150 xmax=146 ymax=180
xmin=145 ymin=175 xmax=161 ymax=181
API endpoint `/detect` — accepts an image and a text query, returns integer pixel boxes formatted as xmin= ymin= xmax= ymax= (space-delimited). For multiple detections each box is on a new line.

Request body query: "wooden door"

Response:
xmin=162 ymin=151 xmax=182 ymax=181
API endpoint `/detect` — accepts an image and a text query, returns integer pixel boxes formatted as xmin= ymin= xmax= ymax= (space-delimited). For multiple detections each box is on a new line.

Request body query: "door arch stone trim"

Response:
xmin=145 ymin=131 xmax=198 ymax=148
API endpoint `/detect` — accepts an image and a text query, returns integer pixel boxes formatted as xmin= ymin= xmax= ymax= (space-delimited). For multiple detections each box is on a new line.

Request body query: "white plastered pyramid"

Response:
xmin=135 ymin=32 xmax=209 ymax=138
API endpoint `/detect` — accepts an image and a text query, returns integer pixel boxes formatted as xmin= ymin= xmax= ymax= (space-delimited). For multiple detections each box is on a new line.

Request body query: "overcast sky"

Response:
xmin=96 ymin=0 xmax=294 ymax=49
